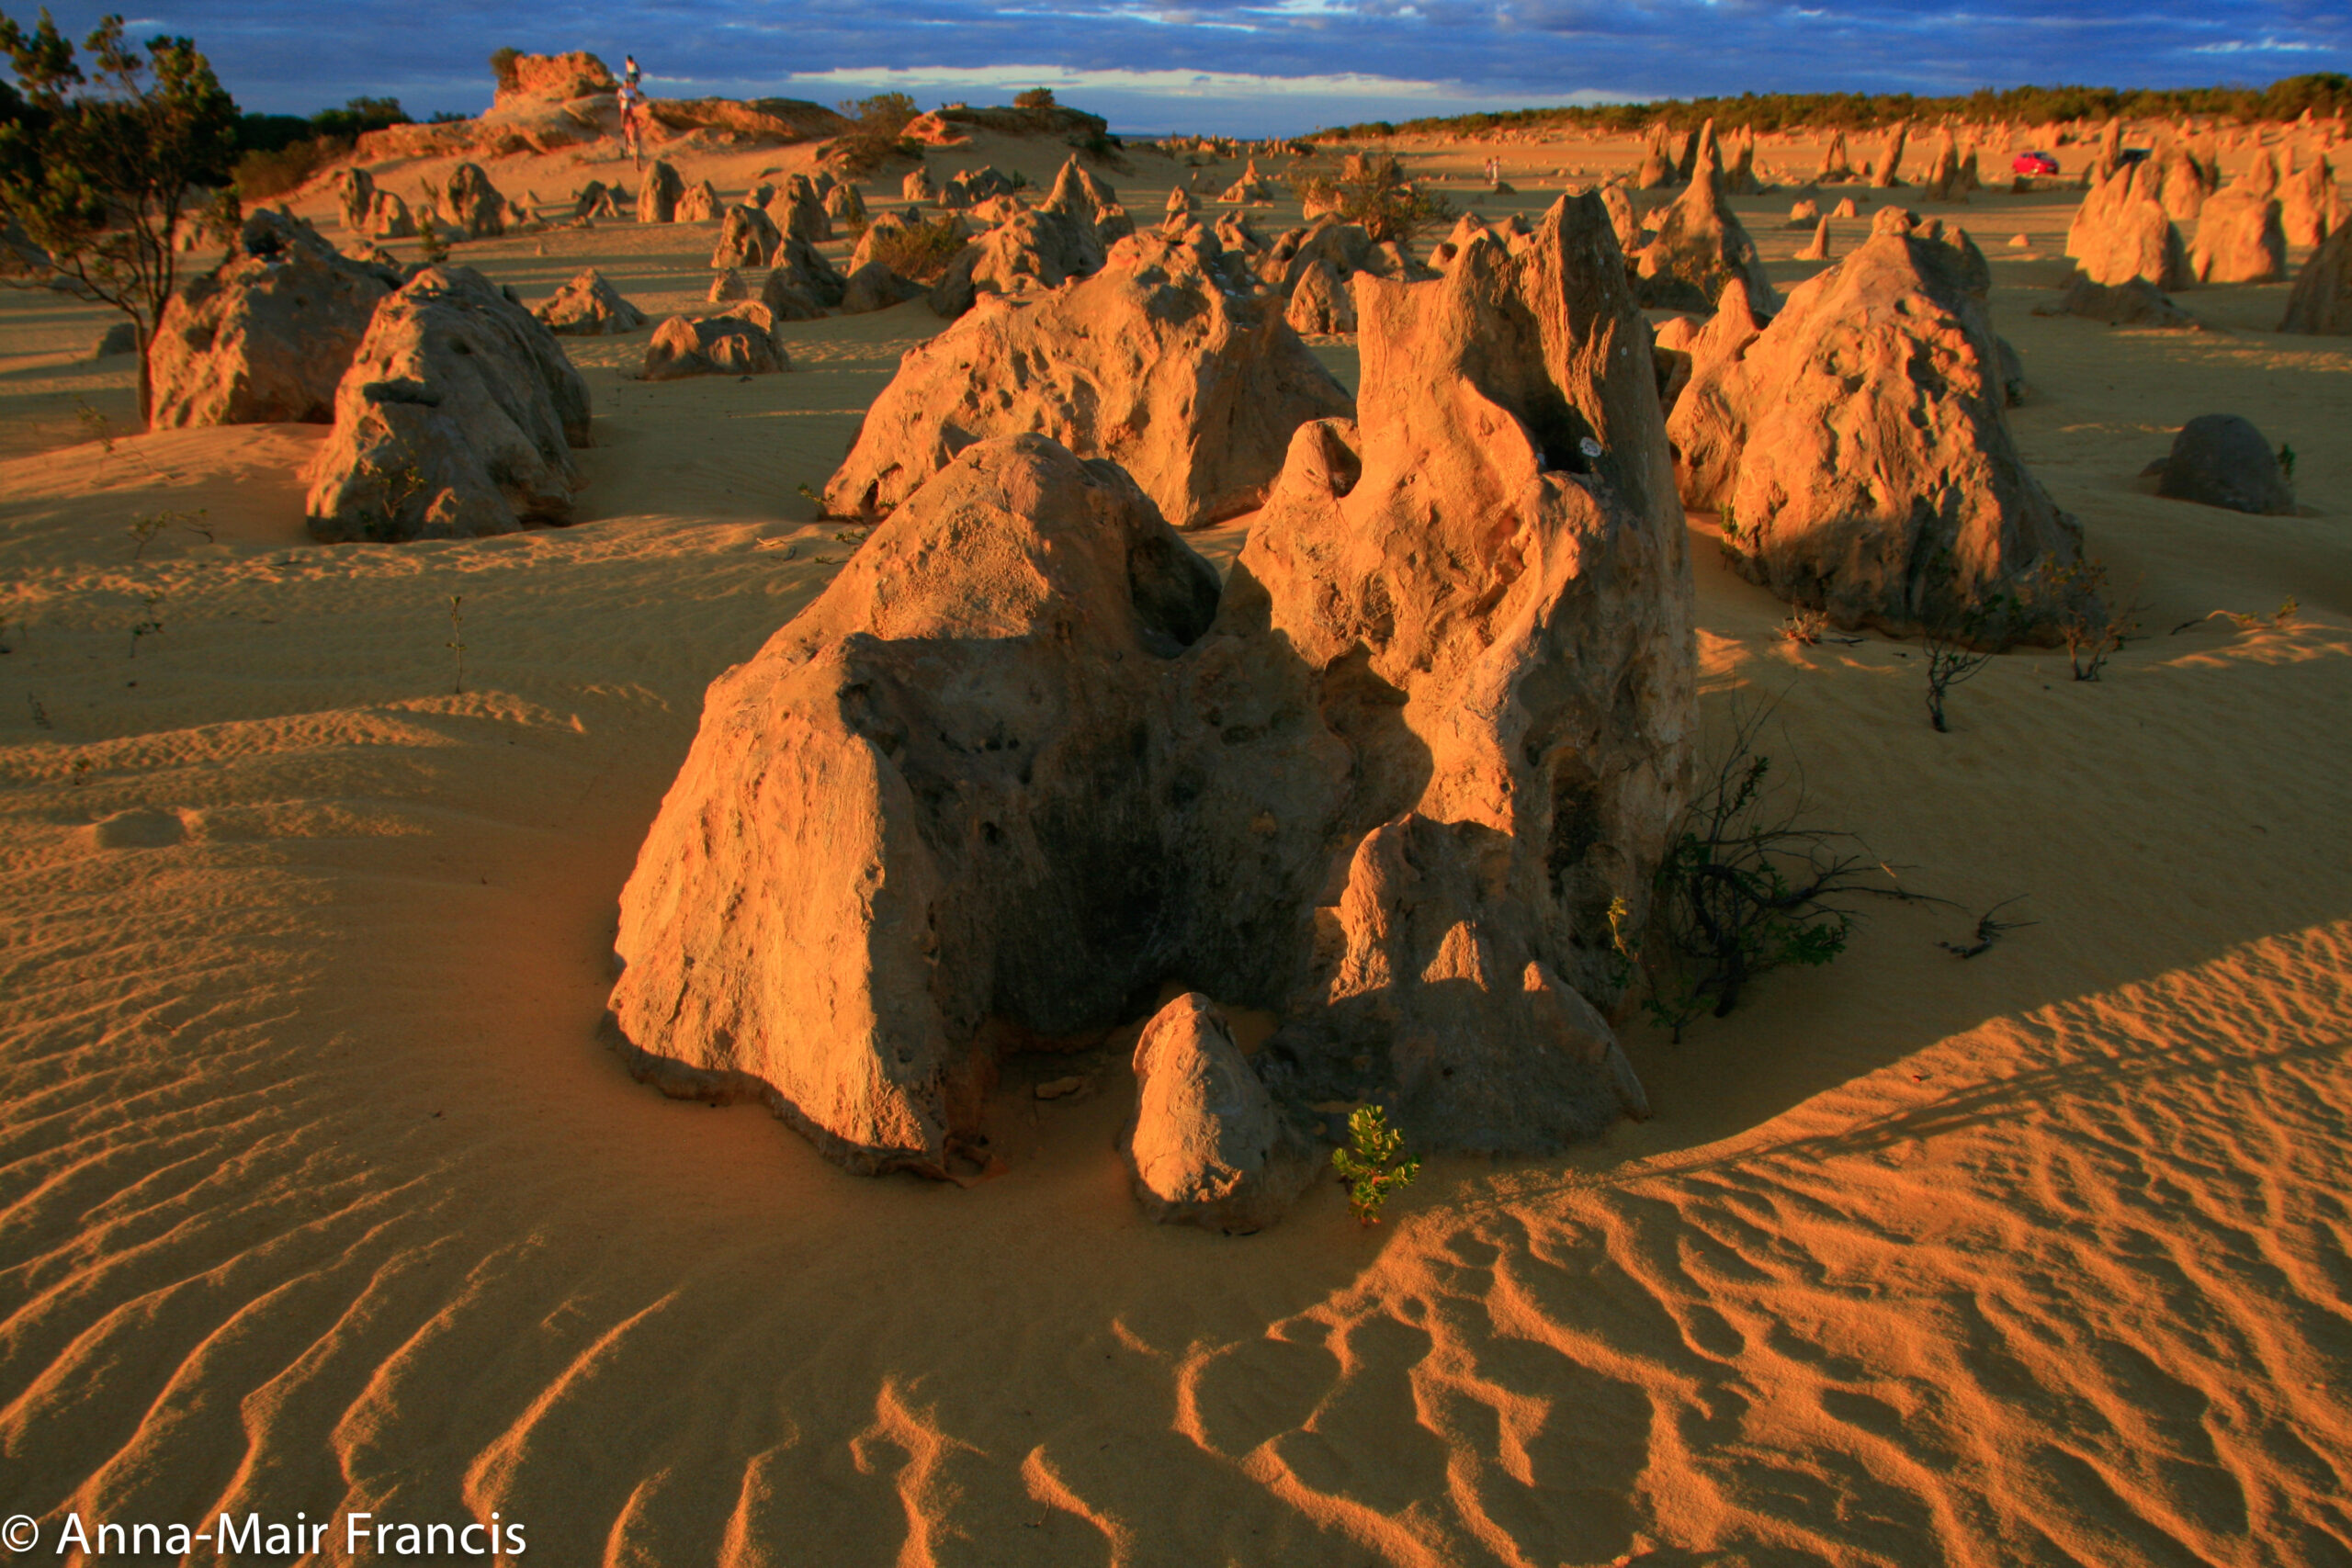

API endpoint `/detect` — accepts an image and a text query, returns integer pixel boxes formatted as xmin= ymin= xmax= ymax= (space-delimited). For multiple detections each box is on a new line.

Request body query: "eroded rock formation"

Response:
xmin=535 ymin=267 xmax=648 ymax=335
xmin=2279 ymin=220 xmax=2352 ymax=334
xmin=828 ymin=231 xmax=1351 ymax=527
xmin=607 ymin=192 xmax=1692 ymax=1192
xmin=305 ymin=265 xmax=591 ymax=540
xmin=1122 ymin=995 xmax=1316 ymax=1234
xmin=150 ymin=210 xmax=400 ymax=429
xmin=643 ymin=307 xmax=786 ymax=378
xmin=1668 ymin=228 xmax=2081 ymax=643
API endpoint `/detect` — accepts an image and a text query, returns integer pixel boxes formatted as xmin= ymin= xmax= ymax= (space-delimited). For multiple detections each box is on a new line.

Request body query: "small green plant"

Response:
xmin=1636 ymin=704 xmax=1926 ymax=1041
xmin=2278 ymin=443 xmax=2295 ymax=482
xmin=1291 ymin=151 xmax=1455 ymax=245
xmin=446 ymin=593 xmax=467 ymax=694
xmin=415 ymin=213 xmax=450 ymax=265
xmin=1332 ymin=1105 xmax=1419 ymax=1226
xmin=2038 ymin=556 xmax=2141 ymax=682
xmin=128 ymin=592 xmax=164 ymax=657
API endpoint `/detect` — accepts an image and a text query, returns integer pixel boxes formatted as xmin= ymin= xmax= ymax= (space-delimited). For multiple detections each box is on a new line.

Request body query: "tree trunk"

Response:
xmin=135 ymin=313 xmax=154 ymax=429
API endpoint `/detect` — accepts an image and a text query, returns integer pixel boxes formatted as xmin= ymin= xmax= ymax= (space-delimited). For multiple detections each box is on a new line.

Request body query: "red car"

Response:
xmin=2012 ymin=150 xmax=2061 ymax=176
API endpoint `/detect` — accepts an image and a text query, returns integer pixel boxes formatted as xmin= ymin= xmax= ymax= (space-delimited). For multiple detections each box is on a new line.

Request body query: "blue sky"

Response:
xmin=32 ymin=1 xmax=2352 ymax=135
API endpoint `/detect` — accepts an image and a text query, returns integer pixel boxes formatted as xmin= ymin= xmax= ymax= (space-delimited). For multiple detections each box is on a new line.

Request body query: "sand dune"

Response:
xmin=1 ymin=130 xmax=2347 ymax=1565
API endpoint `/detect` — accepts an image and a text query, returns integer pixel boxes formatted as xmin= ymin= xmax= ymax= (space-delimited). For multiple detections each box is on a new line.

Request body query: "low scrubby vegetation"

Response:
xmin=1314 ymin=73 xmax=2352 ymax=141
xmin=828 ymin=92 xmax=921 ymax=176
xmin=865 ymin=216 xmax=968 ymax=282
xmin=1292 ymin=152 xmax=1456 ymax=245
xmin=231 ymin=96 xmax=413 ymax=199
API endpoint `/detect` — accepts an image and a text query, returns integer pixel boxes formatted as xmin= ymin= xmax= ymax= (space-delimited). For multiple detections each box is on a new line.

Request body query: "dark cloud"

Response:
xmin=17 ymin=0 xmax=2347 ymax=133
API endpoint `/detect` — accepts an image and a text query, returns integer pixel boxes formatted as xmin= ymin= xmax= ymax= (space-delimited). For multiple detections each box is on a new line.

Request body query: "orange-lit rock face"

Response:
xmin=611 ymin=195 xmax=1692 ymax=1180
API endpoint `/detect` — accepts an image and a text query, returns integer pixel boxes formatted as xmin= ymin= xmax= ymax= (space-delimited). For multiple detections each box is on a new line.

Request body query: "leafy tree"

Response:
xmin=1013 ymin=86 xmax=1057 ymax=110
xmin=489 ymin=46 xmax=522 ymax=96
xmin=0 ymin=10 xmax=239 ymax=425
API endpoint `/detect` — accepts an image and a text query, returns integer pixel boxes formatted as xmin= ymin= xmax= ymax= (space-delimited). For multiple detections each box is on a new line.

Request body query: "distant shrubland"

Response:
xmin=1312 ymin=73 xmax=2352 ymax=141
xmin=231 ymin=96 xmax=415 ymax=199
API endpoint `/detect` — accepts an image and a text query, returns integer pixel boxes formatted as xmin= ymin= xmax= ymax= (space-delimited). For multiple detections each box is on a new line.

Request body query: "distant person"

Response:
xmin=617 ymin=78 xmax=645 ymax=167
xmin=1485 ymin=155 xmax=1500 ymax=186
xmin=625 ymin=54 xmax=641 ymax=86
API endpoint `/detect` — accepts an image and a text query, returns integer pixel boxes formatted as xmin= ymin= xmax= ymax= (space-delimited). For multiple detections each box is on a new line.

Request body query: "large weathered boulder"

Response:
xmin=1668 ymin=229 xmax=2082 ymax=643
xmin=574 ymin=181 xmax=621 ymax=221
xmin=2065 ymin=164 xmax=2192 ymax=289
xmin=827 ymin=231 xmax=1351 ymax=527
xmin=677 ymin=178 xmax=721 ymax=223
xmin=535 ymin=267 xmax=648 ymax=335
xmin=825 ymin=181 xmax=866 ymax=229
xmin=1634 ymin=138 xmax=1777 ymax=310
xmin=333 ymin=167 xmax=378 ymax=233
xmin=902 ymin=165 xmax=936 ymax=203
xmin=304 ymin=265 xmax=591 ymax=541
xmin=605 ymin=438 xmax=1223 ymax=1174
xmin=2156 ymin=414 xmax=2295 ymax=515
xmin=637 ymin=161 xmax=685 ymax=224
xmin=2190 ymin=151 xmax=2287 ymax=284
xmin=642 ymin=307 xmax=786 ymax=378
xmin=605 ymin=194 xmax=1690 ymax=1180
xmin=2279 ymin=220 xmax=2352 ymax=334
xmin=149 ymin=210 xmax=400 ymax=429
xmin=1122 ymin=995 xmax=1317 ymax=1234
xmin=711 ymin=204 xmax=782 ymax=269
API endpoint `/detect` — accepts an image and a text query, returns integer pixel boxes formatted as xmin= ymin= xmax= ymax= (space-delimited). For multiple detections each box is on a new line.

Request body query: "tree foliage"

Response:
xmin=0 ymin=8 xmax=238 ymax=424
xmin=829 ymin=91 xmax=921 ymax=175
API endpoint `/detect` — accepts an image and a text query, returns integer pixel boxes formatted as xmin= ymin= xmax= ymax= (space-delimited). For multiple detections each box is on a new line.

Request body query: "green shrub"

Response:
xmin=865 ymin=216 xmax=967 ymax=282
xmin=1331 ymin=1106 xmax=1419 ymax=1226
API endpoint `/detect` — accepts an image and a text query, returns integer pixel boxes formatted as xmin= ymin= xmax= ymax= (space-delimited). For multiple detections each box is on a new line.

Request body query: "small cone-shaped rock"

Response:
xmin=1785 ymin=197 xmax=1820 ymax=228
xmin=1818 ymin=129 xmax=1854 ymax=183
xmin=1832 ymin=196 xmax=1862 ymax=219
xmin=535 ymin=267 xmax=649 ymax=335
xmin=708 ymin=266 xmax=747 ymax=303
xmin=643 ymin=307 xmax=786 ymax=378
xmin=1284 ymin=257 xmax=1355 ymax=333
xmin=1635 ymin=122 xmax=1677 ymax=189
xmin=636 ymin=161 xmax=684 ymax=223
xmin=830 ymin=232 xmax=1350 ymax=526
xmin=711 ymin=204 xmax=782 ymax=269
xmin=1122 ymin=995 xmax=1316 ymax=1234
xmin=2278 ymin=220 xmax=2352 ymax=334
xmin=1668 ymin=229 xmax=2082 ymax=644
xmin=444 ymin=163 xmax=507 ymax=239
xmin=2279 ymin=149 xmax=2345 ymax=249
xmin=677 ymin=178 xmax=721 ymax=223
xmin=1919 ymin=129 xmax=1966 ymax=202
xmin=901 ymin=165 xmax=936 ymax=203
xmin=1872 ymin=121 xmax=1909 ymax=187
xmin=1795 ymin=215 xmax=1832 ymax=260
